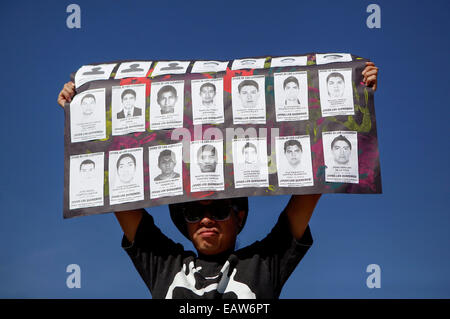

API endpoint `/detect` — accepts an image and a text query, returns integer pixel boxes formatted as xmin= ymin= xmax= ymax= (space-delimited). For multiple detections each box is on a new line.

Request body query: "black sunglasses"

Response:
xmin=181 ymin=201 xmax=238 ymax=223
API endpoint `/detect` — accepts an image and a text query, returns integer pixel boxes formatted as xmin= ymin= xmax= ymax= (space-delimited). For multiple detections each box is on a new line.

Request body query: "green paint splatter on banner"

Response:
xmin=104 ymin=171 xmax=109 ymax=197
xmin=352 ymin=81 xmax=360 ymax=103
xmin=100 ymin=105 xmax=112 ymax=141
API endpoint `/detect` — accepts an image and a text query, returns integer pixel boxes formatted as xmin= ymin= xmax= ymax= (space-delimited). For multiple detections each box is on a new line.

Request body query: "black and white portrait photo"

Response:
xmin=114 ymin=61 xmax=153 ymax=79
xmin=116 ymin=89 xmax=143 ymax=119
xmin=79 ymin=159 xmax=96 ymax=180
xmin=197 ymin=144 xmax=218 ymax=173
xmin=231 ymin=57 xmax=266 ymax=70
xmin=191 ymin=60 xmax=229 ymax=73
xmin=316 ymin=53 xmax=352 ymax=65
xmin=331 ymin=135 xmax=352 ymax=165
xmin=231 ymin=75 xmax=266 ymax=124
xmin=154 ymin=150 xmax=180 ymax=181
xmin=150 ymin=80 xmax=184 ymax=130
xmin=190 ymin=140 xmax=224 ymax=192
xmin=322 ymin=131 xmax=359 ymax=184
xmin=109 ymin=147 xmax=144 ymax=205
xmin=275 ymin=136 xmax=313 ymax=187
xmin=274 ymin=71 xmax=309 ymax=121
xmin=69 ymin=152 xmax=104 ymax=210
xmin=151 ymin=61 xmax=190 ymax=77
xmin=112 ymin=84 xmax=146 ymax=136
xmin=157 ymin=85 xmax=178 ymax=114
xmin=70 ymin=88 xmax=106 ymax=143
xmin=232 ymin=138 xmax=269 ymax=188
xmin=191 ymin=78 xmax=224 ymax=125
xmin=318 ymin=68 xmax=355 ymax=117
xmin=270 ymin=56 xmax=307 ymax=67
xmin=243 ymin=142 xmax=258 ymax=165
xmin=326 ymin=72 xmax=345 ymax=98
xmin=148 ymin=143 xmax=183 ymax=199
xmin=74 ymin=63 xmax=116 ymax=88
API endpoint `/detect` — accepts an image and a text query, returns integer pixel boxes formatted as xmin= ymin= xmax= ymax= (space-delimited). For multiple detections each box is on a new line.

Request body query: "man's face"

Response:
xmin=159 ymin=155 xmax=176 ymax=175
xmin=158 ymin=91 xmax=177 ymax=112
xmin=186 ymin=200 xmax=244 ymax=256
xmin=198 ymin=150 xmax=217 ymax=173
xmin=81 ymin=97 xmax=95 ymax=116
xmin=285 ymin=145 xmax=302 ymax=167
xmin=117 ymin=156 xmax=136 ymax=183
xmin=327 ymin=76 xmax=345 ymax=98
xmin=122 ymin=93 xmax=136 ymax=111
xmin=243 ymin=147 xmax=257 ymax=164
xmin=332 ymin=140 xmax=351 ymax=165
xmin=239 ymin=85 xmax=259 ymax=108
xmin=80 ymin=163 xmax=95 ymax=180
xmin=284 ymin=82 xmax=300 ymax=100
xmin=200 ymin=85 xmax=216 ymax=106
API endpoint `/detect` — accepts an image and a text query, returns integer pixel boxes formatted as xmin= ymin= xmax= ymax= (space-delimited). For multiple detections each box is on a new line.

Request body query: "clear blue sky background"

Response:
xmin=0 ymin=0 xmax=449 ymax=298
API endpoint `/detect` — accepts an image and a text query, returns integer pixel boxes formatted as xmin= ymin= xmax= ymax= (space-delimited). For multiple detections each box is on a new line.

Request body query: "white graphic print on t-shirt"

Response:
xmin=165 ymin=260 xmax=256 ymax=299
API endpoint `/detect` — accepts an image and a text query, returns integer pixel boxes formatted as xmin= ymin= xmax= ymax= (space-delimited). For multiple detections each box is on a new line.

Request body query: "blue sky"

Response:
xmin=0 ymin=0 xmax=449 ymax=298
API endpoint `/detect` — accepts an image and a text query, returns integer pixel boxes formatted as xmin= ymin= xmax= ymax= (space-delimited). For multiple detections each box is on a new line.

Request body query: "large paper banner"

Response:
xmin=63 ymin=53 xmax=382 ymax=219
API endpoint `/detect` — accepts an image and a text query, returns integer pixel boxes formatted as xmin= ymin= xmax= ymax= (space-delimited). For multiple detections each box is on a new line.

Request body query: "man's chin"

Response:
xmin=196 ymin=240 xmax=220 ymax=254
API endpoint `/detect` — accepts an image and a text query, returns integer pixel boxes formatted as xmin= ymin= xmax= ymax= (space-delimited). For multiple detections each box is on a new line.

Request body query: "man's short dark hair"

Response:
xmin=158 ymin=149 xmax=175 ymax=165
xmin=116 ymin=153 xmax=136 ymax=170
xmin=326 ymin=72 xmax=345 ymax=83
xmin=197 ymin=144 xmax=217 ymax=159
xmin=283 ymin=76 xmax=299 ymax=89
xmin=283 ymin=140 xmax=302 ymax=152
xmin=199 ymin=82 xmax=216 ymax=94
xmin=324 ymin=54 xmax=343 ymax=59
xmin=242 ymin=142 xmax=257 ymax=154
xmin=121 ymin=89 xmax=136 ymax=101
xmin=79 ymin=159 xmax=95 ymax=170
xmin=238 ymin=79 xmax=259 ymax=93
xmin=241 ymin=59 xmax=256 ymax=64
xmin=331 ymin=135 xmax=352 ymax=150
xmin=157 ymin=85 xmax=177 ymax=101
xmin=81 ymin=94 xmax=96 ymax=104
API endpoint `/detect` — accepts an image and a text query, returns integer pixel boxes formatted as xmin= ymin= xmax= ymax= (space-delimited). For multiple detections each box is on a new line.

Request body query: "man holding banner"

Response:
xmin=57 ymin=61 xmax=378 ymax=299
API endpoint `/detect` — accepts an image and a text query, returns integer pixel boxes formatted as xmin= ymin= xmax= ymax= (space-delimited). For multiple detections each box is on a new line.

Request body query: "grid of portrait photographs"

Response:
xmin=64 ymin=53 xmax=381 ymax=218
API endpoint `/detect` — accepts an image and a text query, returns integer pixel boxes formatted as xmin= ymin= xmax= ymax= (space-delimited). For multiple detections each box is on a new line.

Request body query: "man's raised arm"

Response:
xmin=57 ymin=81 xmax=145 ymax=244
xmin=114 ymin=209 xmax=144 ymax=243
xmin=285 ymin=194 xmax=321 ymax=240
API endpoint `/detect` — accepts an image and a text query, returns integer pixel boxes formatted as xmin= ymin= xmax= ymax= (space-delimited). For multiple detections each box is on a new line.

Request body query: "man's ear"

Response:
xmin=236 ymin=210 xmax=246 ymax=228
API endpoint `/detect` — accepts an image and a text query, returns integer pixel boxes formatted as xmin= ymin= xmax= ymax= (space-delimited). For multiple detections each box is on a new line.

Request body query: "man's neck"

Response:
xmin=197 ymin=247 xmax=235 ymax=261
xmin=161 ymin=107 xmax=174 ymax=114
xmin=202 ymin=101 xmax=214 ymax=107
xmin=124 ymin=106 xmax=134 ymax=115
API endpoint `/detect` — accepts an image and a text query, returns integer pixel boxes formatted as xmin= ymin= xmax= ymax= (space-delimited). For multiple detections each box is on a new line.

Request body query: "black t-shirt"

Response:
xmin=121 ymin=210 xmax=313 ymax=299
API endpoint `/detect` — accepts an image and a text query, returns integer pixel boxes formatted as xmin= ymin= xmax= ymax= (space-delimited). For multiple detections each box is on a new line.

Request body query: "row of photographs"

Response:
xmin=70 ymin=131 xmax=359 ymax=210
xmin=70 ymin=69 xmax=354 ymax=143
xmin=74 ymin=53 xmax=353 ymax=87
